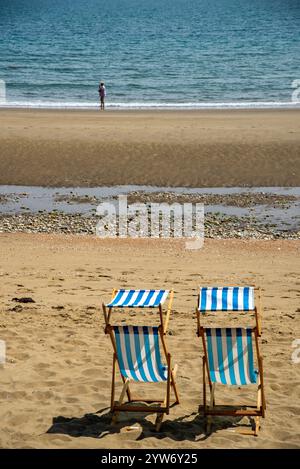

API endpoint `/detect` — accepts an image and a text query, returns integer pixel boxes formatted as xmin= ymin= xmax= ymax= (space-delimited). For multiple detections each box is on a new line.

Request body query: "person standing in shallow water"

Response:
xmin=98 ymin=82 xmax=106 ymax=110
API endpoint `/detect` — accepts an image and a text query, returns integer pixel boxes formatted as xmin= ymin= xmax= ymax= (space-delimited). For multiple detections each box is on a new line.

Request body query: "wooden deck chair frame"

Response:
xmin=197 ymin=323 xmax=266 ymax=436
xmin=196 ymin=286 xmax=262 ymax=336
xmin=102 ymin=289 xmax=179 ymax=431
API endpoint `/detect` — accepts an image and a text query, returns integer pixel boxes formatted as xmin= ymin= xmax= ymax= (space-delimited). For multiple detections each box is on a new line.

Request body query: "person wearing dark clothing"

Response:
xmin=98 ymin=82 xmax=106 ymax=110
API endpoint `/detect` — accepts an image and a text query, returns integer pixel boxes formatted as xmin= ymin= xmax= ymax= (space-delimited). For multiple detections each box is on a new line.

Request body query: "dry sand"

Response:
xmin=0 ymin=233 xmax=299 ymax=448
xmin=0 ymin=109 xmax=300 ymax=187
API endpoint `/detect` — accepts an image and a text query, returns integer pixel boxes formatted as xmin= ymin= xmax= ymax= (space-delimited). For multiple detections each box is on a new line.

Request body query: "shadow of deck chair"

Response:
xmin=196 ymin=286 xmax=262 ymax=336
xmin=102 ymin=289 xmax=179 ymax=431
xmin=198 ymin=326 xmax=266 ymax=436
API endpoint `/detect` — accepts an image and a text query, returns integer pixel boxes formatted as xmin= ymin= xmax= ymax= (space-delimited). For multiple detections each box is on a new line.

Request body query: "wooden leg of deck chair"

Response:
xmin=236 ymin=421 xmax=260 ymax=436
xmin=111 ymin=378 xmax=130 ymax=424
xmin=255 ymin=307 xmax=262 ymax=337
xmin=254 ymin=416 xmax=260 ymax=436
xmin=254 ymin=380 xmax=262 ymax=436
xmin=237 ymin=375 xmax=263 ymax=436
xmin=202 ymin=357 xmax=206 ymax=413
xmin=206 ymin=383 xmax=215 ymax=434
xmin=259 ymin=357 xmax=266 ymax=415
xmin=255 ymin=382 xmax=263 ymax=436
xmin=155 ymin=412 xmax=165 ymax=432
xmin=155 ymin=395 xmax=167 ymax=432
xmin=166 ymin=354 xmax=171 ymax=413
xmin=111 ymin=353 xmax=116 ymax=412
xmin=171 ymin=364 xmax=180 ymax=404
xmin=155 ymin=355 xmax=171 ymax=432
xmin=155 ymin=388 xmax=168 ymax=432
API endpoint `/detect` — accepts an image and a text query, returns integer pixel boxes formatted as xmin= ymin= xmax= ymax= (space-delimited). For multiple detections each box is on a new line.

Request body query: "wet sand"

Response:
xmin=0 ymin=109 xmax=299 ymax=187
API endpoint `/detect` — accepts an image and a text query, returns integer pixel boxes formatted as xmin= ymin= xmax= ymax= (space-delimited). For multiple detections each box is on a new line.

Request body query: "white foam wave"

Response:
xmin=0 ymin=100 xmax=300 ymax=110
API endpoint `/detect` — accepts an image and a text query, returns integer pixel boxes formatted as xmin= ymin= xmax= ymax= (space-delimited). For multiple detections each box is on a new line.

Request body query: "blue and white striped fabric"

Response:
xmin=205 ymin=327 xmax=257 ymax=386
xmin=113 ymin=326 xmax=168 ymax=382
xmin=199 ymin=287 xmax=254 ymax=312
xmin=107 ymin=289 xmax=169 ymax=308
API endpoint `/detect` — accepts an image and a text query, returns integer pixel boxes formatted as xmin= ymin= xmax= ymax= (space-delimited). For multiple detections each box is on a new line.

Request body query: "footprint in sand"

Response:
xmin=65 ymin=397 xmax=79 ymax=404
xmin=13 ymin=352 xmax=30 ymax=361
xmin=285 ymin=273 xmax=299 ymax=278
xmin=33 ymin=390 xmax=54 ymax=400
xmin=34 ymin=363 xmax=56 ymax=379
xmin=82 ymin=367 xmax=103 ymax=377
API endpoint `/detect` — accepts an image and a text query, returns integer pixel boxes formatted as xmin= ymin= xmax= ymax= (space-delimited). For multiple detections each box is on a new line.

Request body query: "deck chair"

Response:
xmin=102 ymin=289 xmax=179 ymax=431
xmin=197 ymin=286 xmax=262 ymax=335
xmin=198 ymin=326 xmax=266 ymax=436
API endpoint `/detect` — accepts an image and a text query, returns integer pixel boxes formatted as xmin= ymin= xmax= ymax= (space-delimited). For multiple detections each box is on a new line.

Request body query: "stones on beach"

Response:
xmin=9 ymin=305 xmax=23 ymax=313
xmin=12 ymin=297 xmax=35 ymax=303
xmin=0 ymin=211 xmax=299 ymax=239
xmin=127 ymin=190 xmax=298 ymax=208
xmin=0 ymin=194 xmax=9 ymax=204
xmin=0 ymin=188 xmax=299 ymax=240
xmin=54 ymin=194 xmax=99 ymax=204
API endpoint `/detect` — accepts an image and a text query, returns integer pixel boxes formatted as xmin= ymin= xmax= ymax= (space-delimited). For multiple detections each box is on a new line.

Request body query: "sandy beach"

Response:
xmin=0 ymin=109 xmax=300 ymax=187
xmin=2 ymin=0 xmax=300 ymax=457
xmin=0 ymin=108 xmax=299 ymax=449
xmin=0 ymin=234 xmax=299 ymax=448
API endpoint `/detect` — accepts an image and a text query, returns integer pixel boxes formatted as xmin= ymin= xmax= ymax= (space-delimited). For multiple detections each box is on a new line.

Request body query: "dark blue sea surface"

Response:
xmin=0 ymin=0 xmax=300 ymax=108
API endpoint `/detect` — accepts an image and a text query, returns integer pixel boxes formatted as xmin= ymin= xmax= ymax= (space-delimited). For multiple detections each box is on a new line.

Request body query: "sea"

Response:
xmin=0 ymin=0 xmax=300 ymax=109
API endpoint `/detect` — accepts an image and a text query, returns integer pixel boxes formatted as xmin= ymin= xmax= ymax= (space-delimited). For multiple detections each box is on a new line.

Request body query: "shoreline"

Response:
xmin=1 ymin=106 xmax=300 ymax=113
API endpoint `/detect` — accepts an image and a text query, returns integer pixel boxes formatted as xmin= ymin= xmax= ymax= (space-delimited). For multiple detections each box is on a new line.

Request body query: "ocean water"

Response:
xmin=0 ymin=0 xmax=300 ymax=109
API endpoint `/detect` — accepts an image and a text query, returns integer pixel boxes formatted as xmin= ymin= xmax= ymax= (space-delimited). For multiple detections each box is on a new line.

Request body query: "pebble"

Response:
xmin=12 ymin=297 xmax=35 ymax=303
xmin=0 ymin=210 xmax=299 ymax=240
xmin=9 ymin=305 xmax=23 ymax=313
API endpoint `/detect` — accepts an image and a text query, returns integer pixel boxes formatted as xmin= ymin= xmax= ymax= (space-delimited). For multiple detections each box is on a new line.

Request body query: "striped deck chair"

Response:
xmin=199 ymin=326 xmax=266 ymax=436
xmin=197 ymin=286 xmax=262 ymax=335
xmin=102 ymin=289 xmax=179 ymax=430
